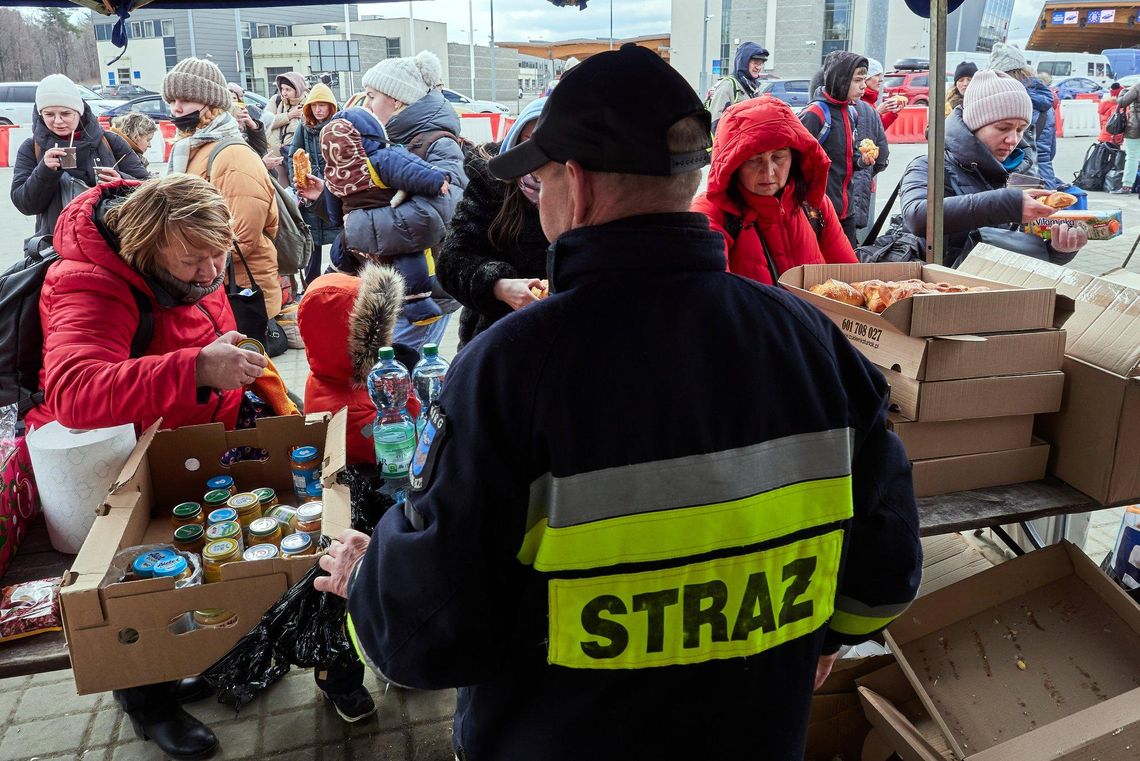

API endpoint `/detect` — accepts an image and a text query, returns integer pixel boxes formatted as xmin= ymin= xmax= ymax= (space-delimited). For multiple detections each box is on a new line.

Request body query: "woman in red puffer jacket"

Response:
xmin=692 ymin=95 xmax=856 ymax=286
xmin=27 ymin=175 xmax=264 ymax=435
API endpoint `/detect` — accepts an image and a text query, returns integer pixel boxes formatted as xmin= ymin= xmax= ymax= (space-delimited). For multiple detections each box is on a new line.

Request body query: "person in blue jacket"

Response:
xmin=315 ymin=44 xmax=922 ymax=761
xmin=988 ymin=43 xmax=1059 ymax=188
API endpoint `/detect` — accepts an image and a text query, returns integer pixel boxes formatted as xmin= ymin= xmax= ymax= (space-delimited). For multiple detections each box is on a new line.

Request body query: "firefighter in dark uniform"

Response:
xmin=317 ymin=44 xmax=922 ymax=761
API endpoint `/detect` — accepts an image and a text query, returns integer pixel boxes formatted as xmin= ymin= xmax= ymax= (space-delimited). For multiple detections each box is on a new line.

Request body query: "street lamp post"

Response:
xmin=468 ymin=0 xmax=476 ymax=97
xmin=490 ymin=0 xmax=496 ymax=102
xmin=700 ymin=0 xmax=709 ymax=95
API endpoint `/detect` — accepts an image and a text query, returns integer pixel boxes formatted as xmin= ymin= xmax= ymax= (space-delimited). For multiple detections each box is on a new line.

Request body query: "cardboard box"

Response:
xmin=889 ymin=414 xmax=1035 ymax=460
xmin=60 ymin=411 xmax=351 ymax=695
xmin=857 ymin=662 xmax=958 ymax=761
xmin=880 ymin=541 xmax=1140 ymax=760
xmin=909 ymin=440 xmax=1050 ymax=497
xmin=959 ymin=246 xmax=1140 ymax=505
xmin=779 ymin=262 xmax=1057 ymax=338
xmin=1023 ymin=209 xmax=1123 ymax=241
xmin=880 ymin=368 xmax=1064 ymax=422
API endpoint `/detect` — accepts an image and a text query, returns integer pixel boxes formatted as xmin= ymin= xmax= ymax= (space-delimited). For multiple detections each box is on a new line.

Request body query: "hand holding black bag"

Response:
xmin=1106 ymin=107 xmax=1128 ymax=136
xmin=227 ymin=241 xmax=268 ymax=345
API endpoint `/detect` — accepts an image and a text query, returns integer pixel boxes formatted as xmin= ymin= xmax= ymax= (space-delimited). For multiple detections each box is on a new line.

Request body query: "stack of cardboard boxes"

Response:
xmin=780 ymin=261 xmax=1066 ymax=497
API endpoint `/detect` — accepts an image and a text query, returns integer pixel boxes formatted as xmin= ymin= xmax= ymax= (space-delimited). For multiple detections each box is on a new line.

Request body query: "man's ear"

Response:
xmin=565 ymin=160 xmax=594 ymax=228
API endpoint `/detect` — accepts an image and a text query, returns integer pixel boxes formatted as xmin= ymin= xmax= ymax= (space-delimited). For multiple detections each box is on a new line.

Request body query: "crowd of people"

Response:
xmin=9 ymin=32 xmax=1103 ymax=760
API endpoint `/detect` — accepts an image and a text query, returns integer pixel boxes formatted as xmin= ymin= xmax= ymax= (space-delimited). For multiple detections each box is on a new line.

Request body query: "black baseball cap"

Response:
xmin=488 ymin=43 xmax=711 ymax=180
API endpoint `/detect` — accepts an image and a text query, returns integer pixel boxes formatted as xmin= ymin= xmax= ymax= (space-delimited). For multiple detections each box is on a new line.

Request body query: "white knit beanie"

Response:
xmin=35 ymin=74 xmax=83 ymax=114
xmin=361 ymin=51 xmax=440 ymax=104
xmin=986 ymin=42 xmax=1029 ymax=75
xmin=962 ymin=70 xmax=1033 ymax=131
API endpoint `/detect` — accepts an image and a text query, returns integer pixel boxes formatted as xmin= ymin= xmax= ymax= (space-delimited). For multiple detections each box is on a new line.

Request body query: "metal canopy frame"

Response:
xmin=927 ymin=0 xmax=947 ymax=265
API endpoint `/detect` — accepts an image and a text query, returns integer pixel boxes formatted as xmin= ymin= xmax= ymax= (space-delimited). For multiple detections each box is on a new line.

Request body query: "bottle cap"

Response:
xmin=291 ymin=446 xmax=319 ymax=464
xmin=152 ymin=556 xmax=189 ymax=578
xmin=379 ymin=346 xmax=394 ymax=360
xmin=422 ymin=343 xmax=438 ymax=357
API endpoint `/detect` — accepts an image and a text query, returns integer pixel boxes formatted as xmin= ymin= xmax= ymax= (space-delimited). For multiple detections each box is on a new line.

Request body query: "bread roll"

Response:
xmin=809 ymin=279 xmax=865 ymax=306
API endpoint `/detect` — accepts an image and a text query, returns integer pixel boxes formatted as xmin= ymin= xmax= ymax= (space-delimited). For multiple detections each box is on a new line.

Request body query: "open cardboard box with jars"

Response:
xmin=59 ymin=410 xmax=350 ymax=695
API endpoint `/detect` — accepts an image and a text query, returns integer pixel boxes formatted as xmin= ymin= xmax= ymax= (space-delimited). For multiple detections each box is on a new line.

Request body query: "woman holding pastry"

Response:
xmin=692 ymin=95 xmax=856 ymax=286
xmin=899 ymin=70 xmax=1087 ymax=268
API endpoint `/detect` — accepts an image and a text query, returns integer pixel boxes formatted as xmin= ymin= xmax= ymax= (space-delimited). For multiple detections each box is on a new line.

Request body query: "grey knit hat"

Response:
xmin=361 ymin=51 xmax=439 ymax=105
xmin=163 ymin=57 xmax=231 ymax=109
xmin=987 ymin=42 xmax=1029 ymax=75
xmin=962 ymin=70 xmax=1032 ymax=131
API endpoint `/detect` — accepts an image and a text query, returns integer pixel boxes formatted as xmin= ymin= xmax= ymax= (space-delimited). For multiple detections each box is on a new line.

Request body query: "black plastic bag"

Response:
xmin=337 ymin=463 xmax=397 ymax=536
xmin=202 ymin=539 xmax=354 ymax=711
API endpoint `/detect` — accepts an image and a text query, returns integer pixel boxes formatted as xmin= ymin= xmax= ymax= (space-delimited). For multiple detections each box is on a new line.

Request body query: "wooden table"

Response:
xmin=0 ymin=478 xmax=1109 ymax=680
xmin=0 ymin=515 xmax=73 ymax=680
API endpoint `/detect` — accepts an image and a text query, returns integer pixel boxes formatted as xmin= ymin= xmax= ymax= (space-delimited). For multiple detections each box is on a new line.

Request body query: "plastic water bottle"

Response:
xmin=412 ymin=343 xmax=450 ymax=433
xmin=367 ymin=347 xmax=416 ymax=503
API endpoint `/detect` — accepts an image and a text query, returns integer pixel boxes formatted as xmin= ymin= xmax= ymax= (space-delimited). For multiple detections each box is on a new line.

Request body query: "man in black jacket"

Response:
xmin=318 ymin=43 xmax=922 ymax=761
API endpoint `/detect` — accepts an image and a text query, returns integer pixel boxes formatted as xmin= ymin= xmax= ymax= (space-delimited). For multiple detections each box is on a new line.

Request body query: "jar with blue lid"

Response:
xmin=290 ymin=445 xmax=321 ymax=500
xmin=207 ymin=507 xmax=238 ymax=526
xmin=206 ymin=475 xmax=236 ymax=497
xmin=132 ymin=549 xmax=174 ymax=579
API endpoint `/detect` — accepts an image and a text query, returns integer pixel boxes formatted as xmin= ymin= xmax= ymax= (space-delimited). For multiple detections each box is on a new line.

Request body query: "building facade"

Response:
xmin=672 ymin=0 xmax=1014 ymax=85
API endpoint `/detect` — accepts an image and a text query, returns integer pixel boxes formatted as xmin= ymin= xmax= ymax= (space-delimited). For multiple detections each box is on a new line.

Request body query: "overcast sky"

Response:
xmin=1007 ymin=0 xmax=1045 ymax=46
xmin=359 ymin=0 xmax=671 ymax=44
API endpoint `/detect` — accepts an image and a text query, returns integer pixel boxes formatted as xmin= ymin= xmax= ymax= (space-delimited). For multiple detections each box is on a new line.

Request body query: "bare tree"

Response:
xmin=0 ymin=8 xmax=98 ymax=84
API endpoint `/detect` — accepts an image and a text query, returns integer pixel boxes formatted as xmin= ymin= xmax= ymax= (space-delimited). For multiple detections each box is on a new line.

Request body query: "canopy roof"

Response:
xmin=1027 ymin=1 xmax=1140 ymax=53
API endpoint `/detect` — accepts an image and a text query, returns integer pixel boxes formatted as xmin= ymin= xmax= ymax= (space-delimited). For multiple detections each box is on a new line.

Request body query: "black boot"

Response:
xmin=114 ymin=683 xmax=218 ymax=760
xmin=171 ymin=676 xmax=214 ymax=704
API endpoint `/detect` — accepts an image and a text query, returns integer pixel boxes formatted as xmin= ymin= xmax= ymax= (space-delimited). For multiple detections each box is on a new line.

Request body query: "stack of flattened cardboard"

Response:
xmin=780 ymin=262 xmax=1066 ymax=497
xmin=959 ymin=247 xmax=1140 ymax=506
xmin=856 ymin=541 xmax=1140 ymax=760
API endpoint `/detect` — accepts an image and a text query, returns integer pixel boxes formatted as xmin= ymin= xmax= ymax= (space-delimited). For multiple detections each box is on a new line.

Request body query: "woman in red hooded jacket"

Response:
xmin=692 ymin=95 xmax=856 ymax=286
xmin=29 ymin=175 xmax=263 ymax=435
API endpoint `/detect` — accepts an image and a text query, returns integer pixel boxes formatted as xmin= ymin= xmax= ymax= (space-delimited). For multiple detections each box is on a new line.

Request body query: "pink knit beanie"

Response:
xmin=961 ymin=70 xmax=1032 ymax=131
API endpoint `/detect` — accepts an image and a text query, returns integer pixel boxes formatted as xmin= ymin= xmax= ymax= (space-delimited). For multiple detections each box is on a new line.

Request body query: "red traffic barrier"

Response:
xmin=1074 ymin=93 xmax=1100 ymax=102
xmin=0 ymin=124 xmax=15 ymax=168
xmin=159 ymin=120 xmax=177 ymax=162
xmin=885 ymin=106 xmax=928 ymax=144
xmin=1055 ymin=100 xmax=1064 ymax=138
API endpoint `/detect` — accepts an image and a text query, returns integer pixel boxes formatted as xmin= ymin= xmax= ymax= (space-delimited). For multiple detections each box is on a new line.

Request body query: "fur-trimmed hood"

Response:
xmin=298 ymin=264 xmax=405 ymax=386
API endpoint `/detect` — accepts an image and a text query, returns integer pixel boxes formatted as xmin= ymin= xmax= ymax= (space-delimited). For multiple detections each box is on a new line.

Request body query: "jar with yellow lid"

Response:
xmin=247 ymin=516 xmax=282 ymax=547
xmin=171 ymin=502 xmax=204 ymax=529
xmin=193 ymin=608 xmax=238 ymax=629
xmin=243 ymin=544 xmax=279 ymax=561
xmin=203 ymin=489 xmax=231 ymax=510
xmin=280 ymin=532 xmax=314 ymax=557
xmin=295 ymin=502 xmax=323 ymax=541
xmin=252 ymin=487 xmax=278 ymax=511
xmin=173 ymin=524 xmax=206 ymax=556
xmin=202 ymin=539 xmax=241 ymax=583
xmin=205 ymin=521 xmax=244 ymax=553
xmin=227 ymin=492 xmax=263 ymax=540
xmin=268 ymin=505 xmax=298 ymax=531
xmin=205 ymin=475 xmax=236 ymax=497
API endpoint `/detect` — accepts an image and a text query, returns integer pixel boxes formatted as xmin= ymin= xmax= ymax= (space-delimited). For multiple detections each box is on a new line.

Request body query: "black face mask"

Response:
xmin=171 ymin=110 xmax=201 ymax=132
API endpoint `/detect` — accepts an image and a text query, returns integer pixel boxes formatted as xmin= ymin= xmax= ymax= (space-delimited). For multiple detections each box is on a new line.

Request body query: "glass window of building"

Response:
xmin=387 ymin=38 xmax=401 ymax=58
xmin=162 ymin=19 xmax=174 ymax=37
xmin=823 ymin=0 xmax=853 ymax=56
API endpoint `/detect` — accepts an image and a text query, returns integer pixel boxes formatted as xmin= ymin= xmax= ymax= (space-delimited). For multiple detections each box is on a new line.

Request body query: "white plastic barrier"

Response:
xmin=5 ymin=126 xmax=33 ymax=166
xmin=458 ymin=113 xmax=497 ymax=143
xmin=1059 ymin=100 xmax=1099 ymax=138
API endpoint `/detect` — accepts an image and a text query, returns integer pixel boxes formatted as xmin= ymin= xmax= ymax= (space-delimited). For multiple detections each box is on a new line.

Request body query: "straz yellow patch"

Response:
xmin=547 ymin=531 xmax=842 ymax=669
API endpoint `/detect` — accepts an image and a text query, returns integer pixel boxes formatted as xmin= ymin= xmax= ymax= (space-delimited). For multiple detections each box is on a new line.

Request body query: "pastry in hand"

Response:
xmin=529 ymin=279 xmax=549 ymax=299
xmin=809 ymin=279 xmax=865 ymax=306
xmin=1042 ymin=191 xmax=1077 ymax=210
xmin=858 ymin=138 xmax=879 ymax=163
xmin=292 ymin=149 xmax=312 ymax=191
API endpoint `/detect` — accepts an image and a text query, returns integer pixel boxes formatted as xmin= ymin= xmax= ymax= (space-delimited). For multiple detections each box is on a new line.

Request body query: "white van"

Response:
xmin=1030 ymin=52 xmax=1116 ymax=87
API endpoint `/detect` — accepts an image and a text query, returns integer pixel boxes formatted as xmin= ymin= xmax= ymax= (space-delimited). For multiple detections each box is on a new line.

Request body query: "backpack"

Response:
xmin=1073 ymin=142 xmax=1122 ymax=192
xmin=722 ymin=204 xmax=826 ymax=284
xmin=1 ymin=235 xmax=153 ymax=418
xmin=404 ymin=129 xmax=470 ymax=163
xmin=853 ymin=178 xmax=924 ymax=264
xmin=803 ymin=99 xmax=858 ymax=146
xmin=205 ymin=138 xmax=312 ymax=276
xmin=703 ymin=76 xmax=743 ymax=111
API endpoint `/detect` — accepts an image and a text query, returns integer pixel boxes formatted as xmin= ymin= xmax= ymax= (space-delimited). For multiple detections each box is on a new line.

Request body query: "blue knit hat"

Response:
xmin=501 ymin=97 xmax=547 ymax=153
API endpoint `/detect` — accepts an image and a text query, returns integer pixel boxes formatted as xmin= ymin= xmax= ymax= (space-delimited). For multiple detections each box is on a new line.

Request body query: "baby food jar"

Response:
xmin=173 ymin=524 xmax=206 ymax=556
xmin=290 ymin=445 xmax=320 ymax=500
xmin=202 ymin=539 xmax=241 ymax=583
xmin=205 ymin=475 xmax=236 ymax=498
xmin=171 ymin=502 xmax=204 ymax=529
xmin=247 ymin=516 xmax=282 ymax=548
xmin=280 ymin=533 xmax=314 ymax=557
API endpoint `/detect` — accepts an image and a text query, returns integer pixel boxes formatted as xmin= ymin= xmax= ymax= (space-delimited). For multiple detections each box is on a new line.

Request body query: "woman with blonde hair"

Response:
xmin=163 ymin=56 xmax=282 ymax=319
xmin=30 ymin=174 xmax=269 ymax=759
xmin=109 ymin=111 xmax=158 ymax=171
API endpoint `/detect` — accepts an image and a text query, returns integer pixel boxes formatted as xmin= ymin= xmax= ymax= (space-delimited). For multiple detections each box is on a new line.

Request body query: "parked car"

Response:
xmin=881 ymin=70 xmax=930 ymax=106
xmin=0 ymin=81 xmax=119 ymax=126
xmin=99 ymin=84 xmax=156 ymax=100
xmin=97 ymin=94 xmax=171 ymax=128
xmin=758 ymin=79 xmax=812 ymax=108
xmin=441 ymin=88 xmax=510 ymax=114
xmin=1050 ymin=76 xmax=1103 ymax=100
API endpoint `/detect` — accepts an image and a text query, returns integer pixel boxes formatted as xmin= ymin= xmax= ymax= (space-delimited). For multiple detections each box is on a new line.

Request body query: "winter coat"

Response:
xmin=299 ymin=266 xmax=404 ymax=466
xmin=900 ymin=107 xmax=1073 ymax=268
xmin=1118 ymin=83 xmax=1140 ymax=139
xmin=707 ymin=42 xmax=765 ymax=132
xmin=692 ymin=95 xmax=856 ymax=286
xmin=800 ymin=89 xmax=861 ymax=221
xmin=11 ymin=103 xmax=149 ymax=238
xmin=848 ymin=98 xmax=890 ymax=230
xmin=26 ymin=181 xmax=242 ymax=433
xmin=436 ymin=144 xmax=548 ymax=347
xmin=287 ymin=83 xmax=341 ymax=247
xmin=862 ymin=86 xmax=898 ymax=130
xmin=946 ymin=87 xmax=964 ymax=117
xmin=183 ymin=136 xmax=282 ymax=317
xmin=1099 ymin=96 xmax=1125 ymax=145
xmin=108 ymin=127 xmax=149 ymax=171
xmin=239 ymin=102 xmax=269 ymax=157
xmin=342 ymin=89 xmax=468 ymax=265
xmin=266 ymin=72 xmax=309 ymax=159
xmin=1024 ymin=77 xmax=1057 ymax=166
